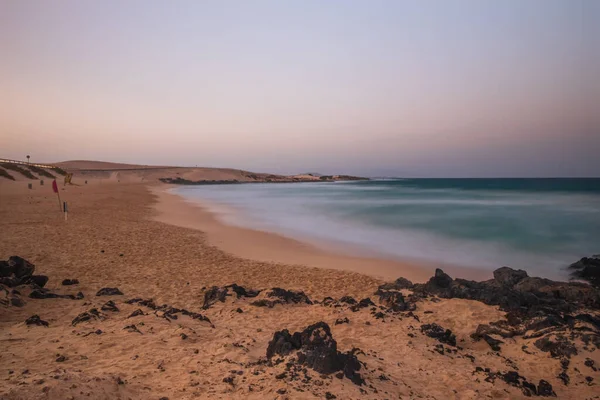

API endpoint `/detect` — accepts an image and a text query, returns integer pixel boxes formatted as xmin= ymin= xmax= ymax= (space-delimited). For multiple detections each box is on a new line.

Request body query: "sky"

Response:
xmin=1 ymin=0 xmax=598 ymax=177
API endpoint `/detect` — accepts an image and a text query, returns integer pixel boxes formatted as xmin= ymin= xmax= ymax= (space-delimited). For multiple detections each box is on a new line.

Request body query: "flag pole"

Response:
xmin=52 ymin=179 xmax=61 ymax=212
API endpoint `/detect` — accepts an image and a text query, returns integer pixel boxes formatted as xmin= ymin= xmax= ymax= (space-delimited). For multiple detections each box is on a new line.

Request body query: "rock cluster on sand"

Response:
xmin=0 ymin=256 xmax=48 ymax=288
xmin=266 ymin=321 xmax=364 ymax=385
xmin=0 ymin=256 xmax=83 ymax=306
xmin=2 ymin=253 xmax=598 ymax=399
xmin=377 ymin=265 xmax=600 ymax=390
xmin=201 ymin=284 xmax=311 ymax=309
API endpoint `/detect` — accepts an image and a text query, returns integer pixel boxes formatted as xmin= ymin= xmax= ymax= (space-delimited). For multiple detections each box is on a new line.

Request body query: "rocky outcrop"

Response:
xmin=0 ymin=256 xmax=48 ymax=288
xmin=251 ymin=288 xmax=312 ymax=308
xmin=475 ymin=369 xmax=556 ymax=397
xmin=569 ymin=255 xmax=600 ymax=288
xmin=202 ymin=284 xmax=260 ymax=309
xmin=266 ymin=322 xmax=364 ymax=385
xmin=421 ymin=323 xmax=456 ymax=346
xmin=383 ymin=267 xmax=600 ymax=359
xmin=410 ymin=267 xmax=600 ymax=313
xmin=377 ymin=277 xmax=414 ymax=291
xmin=377 ymin=290 xmax=416 ymax=312
xmin=126 ymin=298 xmax=212 ymax=325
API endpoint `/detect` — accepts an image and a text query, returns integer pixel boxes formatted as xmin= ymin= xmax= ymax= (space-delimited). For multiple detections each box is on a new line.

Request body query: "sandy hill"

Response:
xmin=1 ymin=159 xmax=367 ymax=186
xmin=50 ymin=160 xmax=282 ymax=184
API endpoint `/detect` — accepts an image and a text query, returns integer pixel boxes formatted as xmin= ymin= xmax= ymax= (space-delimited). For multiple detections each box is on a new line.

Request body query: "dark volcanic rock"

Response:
xmin=349 ymin=298 xmax=375 ymax=312
xmin=72 ymin=308 xmax=105 ymax=326
xmin=62 ymin=279 xmax=79 ymax=286
xmin=482 ymin=335 xmax=504 ymax=351
xmin=9 ymin=256 xmax=35 ymax=278
xmin=0 ymin=260 xmax=13 ymax=277
xmin=101 ymin=300 xmax=119 ymax=312
xmin=267 ymin=288 xmax=312 ymax=304
xmin=537 ymin=380 xmax=556 ymax=397
xmin=557 ymin=371 xmax=570 ymax=385
xmin=26 ymin=275 xmax=49 ymax=288
xmin=478 ymin=368 xmax=555 ymax=397
xmin=126 ymin=298 xmax=212 ymax=325
xmin=335 ymin=317 xmax=350 ymax=325
xmin=428 ymin=268 xmax=453 ymax=289
xmin=406 ymin=267 xmax=600 ymax=317
xmin=494 ymin=267 xmax=528 ymax=287
xmin=251 ymin=288 xmax=312 ymax=308
xmin=96 ymin=287 xmax=123 ymax=296
xmin=0 ymin=276 xmax=21 ymax=287
xmin=377 ymin=277 xmax=414 ymax=291
xmin=202 ymin=284 xmax=260 ymax=309
xmin=377 ymin=290 xmax=415 ymax=312
xmin=569 ymin=255 xmax=600 ymax=288
xmin=534 ymin=336 xmax=577 ymax=358
xmin=25 ymin=315 xmax=49 ymax=327
xmin=30 ymin=289 xmax=83 ymax=300
xmin=501 ymin=371 xmax=538 ymax=396
xmin=339 ymin=296 xmax=357 ymax=305
xmin=266 ymin=322 xmax=364 ymax=385
xmin=471 ymin=325 xmax=505 ymax=351
xmin=421 ymin=323 xmax=456 ymax=346
xmin=202 ymin=286 xmax=228 ymax=309
xmin=128 ymin=309 xmax=144 ymax=318
xmin=0 ymin=256 xmax=39 ymax=287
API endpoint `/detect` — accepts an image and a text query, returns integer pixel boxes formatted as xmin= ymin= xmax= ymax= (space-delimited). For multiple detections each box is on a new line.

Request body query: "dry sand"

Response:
xmin=1 ymin=175 xmax=598 ymax=399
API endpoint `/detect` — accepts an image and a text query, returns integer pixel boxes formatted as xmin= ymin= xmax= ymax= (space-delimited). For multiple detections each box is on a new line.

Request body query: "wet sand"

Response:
xmin=152 ymin=186 xmax=492 ymax=283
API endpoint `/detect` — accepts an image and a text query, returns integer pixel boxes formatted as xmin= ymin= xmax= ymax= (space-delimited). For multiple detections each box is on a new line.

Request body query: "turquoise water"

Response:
xmin=176 ymin=178 xmax=600 ymax=279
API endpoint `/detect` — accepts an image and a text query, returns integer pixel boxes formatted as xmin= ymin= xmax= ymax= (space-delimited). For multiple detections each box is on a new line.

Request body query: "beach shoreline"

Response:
xmin=1 ymin=176 xmax=599 ymax=399
xmin=152 ymin=184 xmax=493 ymax=283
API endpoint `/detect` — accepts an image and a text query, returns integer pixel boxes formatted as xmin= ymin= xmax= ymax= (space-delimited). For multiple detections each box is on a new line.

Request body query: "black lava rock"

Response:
xmin=266 ymin=321 xmax=364 ymax=385
xmin=537 ymin=380 xmax=556 ymax=397
xmin=25 ymin=315 xmax=49 ymax=327
xmin=96 ymin=287 xmax=123 ymax=296
xmin=493 ymin=267 xmax=528 ymax=288
xmin=421 ymin=323 xmax=457 ymax=346
xmin=202 ymin=284 xmax=260 ymax=309
xmin=100 ymin=300 xmax=119 ymax=312
xmin=569 ymin=255 xmax=600 ymax=288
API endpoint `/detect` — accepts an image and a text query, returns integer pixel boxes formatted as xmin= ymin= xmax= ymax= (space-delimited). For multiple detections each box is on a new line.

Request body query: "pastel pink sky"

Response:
xmin=1 ymin=1 xmax=598 ymax=176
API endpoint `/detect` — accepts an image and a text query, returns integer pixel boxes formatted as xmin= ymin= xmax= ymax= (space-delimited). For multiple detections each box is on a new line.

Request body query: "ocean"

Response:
xmin=175 ymin=178 xmax=600 ymax=280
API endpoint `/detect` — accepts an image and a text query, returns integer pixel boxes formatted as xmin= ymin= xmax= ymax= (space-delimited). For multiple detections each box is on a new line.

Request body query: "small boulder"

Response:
xmin=428 ymin=269 xmax=453 ymax=289
xmin=493 ymin=267 xmax=528 ymax=287
xmin=25 ymin=315 xmax=49 ymax=327
xmin=96 ymin=287 xmax=123 ymax=296
xmin=266 ymin=322 xmax=364 ymax=385
xmin=100 ymin=300 xmax=119 ymax=312
xmin=9 ymin=256 xmax=35 ymax=278
xmin=378 ymin=290 xmax=414 ymax=312
xmin=62 ymin=279 xmax=79 ymax=286
xmin=421 ymin=323 xmax=456 ymax=346
xmin=537 ymin=380 xmax=556 ymax=397
xmin=27 ymin=275 xmax=49 ymax=288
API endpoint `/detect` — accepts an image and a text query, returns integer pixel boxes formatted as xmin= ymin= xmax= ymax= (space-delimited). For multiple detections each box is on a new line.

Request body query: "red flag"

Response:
xmin=52 ymin=179 xmax=58 ymax=193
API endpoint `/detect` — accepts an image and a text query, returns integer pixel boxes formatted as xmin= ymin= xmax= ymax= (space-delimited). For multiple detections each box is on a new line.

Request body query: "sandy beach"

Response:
xmin=1 ymin=170 xmax=599 ymax=399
